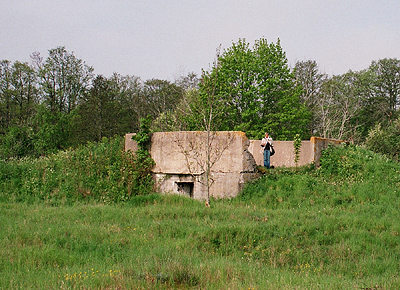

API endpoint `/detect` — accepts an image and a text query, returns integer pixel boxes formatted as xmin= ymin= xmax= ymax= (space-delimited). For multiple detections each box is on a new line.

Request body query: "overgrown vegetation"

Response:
xmin=0 ymin=135 xmax=154 ymax=204
xmin=293 ymin=133 xmax=301 ymax=167
xmin=130 ymin=116 xmax=155 ymax=196
xmin=1 ymin=143 xmax=399 ymax=289
xmin=365 ymin=119 xmax=400 ymax=162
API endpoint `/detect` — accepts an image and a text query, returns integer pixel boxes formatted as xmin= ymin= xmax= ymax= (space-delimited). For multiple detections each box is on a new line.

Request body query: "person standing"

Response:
xmin=260 ymin=132 xmax=273 ymax=169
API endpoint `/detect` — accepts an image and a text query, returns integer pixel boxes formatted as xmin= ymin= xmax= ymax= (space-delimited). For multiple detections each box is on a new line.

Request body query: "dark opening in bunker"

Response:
xmin=176 ymin=182 xmax=194 ymax=198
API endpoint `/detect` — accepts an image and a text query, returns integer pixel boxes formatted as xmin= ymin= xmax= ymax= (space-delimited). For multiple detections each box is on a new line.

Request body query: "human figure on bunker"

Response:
xmin=260 ymin=132 xmax=274 ymax=169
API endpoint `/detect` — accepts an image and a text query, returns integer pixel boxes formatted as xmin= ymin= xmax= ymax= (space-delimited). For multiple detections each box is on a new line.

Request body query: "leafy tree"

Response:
xmin=0 ymin=60 xmax=39 ymax=158
xmin=9 ymin=61 xmax=38 ymax=125
xmin=0 ymin=125 xmax=35 ymax=158
xmin=35 ymin=46 xmax=94 ymax=113
xmin=152 ymin=72 xmax=201 ymax=132
xmin=360 ymin=58 xmax=400 ymax=132
xmin=76 ymin=75 xmax=121 ymax=142
xmin=371 ymin=58 xmax=400 ymax=115
xmin=0 ymin=60 xmax=38 ymax=129
xmin=32 ymin=104 xmax=77 ymax=155
xmin=200 ymin=38 xmax=311 ymax=140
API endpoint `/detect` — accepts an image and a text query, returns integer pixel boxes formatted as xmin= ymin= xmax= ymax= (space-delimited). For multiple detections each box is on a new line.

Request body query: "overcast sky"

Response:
xmin=2 ymin=0 xmax=399 ymax=81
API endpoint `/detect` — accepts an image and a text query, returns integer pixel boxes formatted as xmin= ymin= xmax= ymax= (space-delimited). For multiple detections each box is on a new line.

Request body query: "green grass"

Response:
xmin=1 ymin=143 xmax=400 ymax=289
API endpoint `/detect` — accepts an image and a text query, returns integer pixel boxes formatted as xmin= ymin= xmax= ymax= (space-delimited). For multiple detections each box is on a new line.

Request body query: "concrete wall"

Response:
xmin=125 ymin=131 xmax=260 ymax=200
xmin=125 ymin=132 xmax=343 ymax=199
xmin=249 ymin=136 xmax=343 ymax=168
xmin=249 ymin=140 xmax=313 ymax=167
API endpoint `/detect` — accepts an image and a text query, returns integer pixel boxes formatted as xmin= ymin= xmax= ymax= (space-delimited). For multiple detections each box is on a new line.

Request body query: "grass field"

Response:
xmin=1 ymin=143 xmax=399 ymax=289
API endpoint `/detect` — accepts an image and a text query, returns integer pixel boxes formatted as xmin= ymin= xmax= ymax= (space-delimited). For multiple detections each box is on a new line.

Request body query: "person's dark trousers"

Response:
xmin=263 ymin=149 xmax=270 ymax=169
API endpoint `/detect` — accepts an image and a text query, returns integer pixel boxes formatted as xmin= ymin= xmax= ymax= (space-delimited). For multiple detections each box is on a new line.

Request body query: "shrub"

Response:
xmin=365 ymin=119 xmax=400 ymax=162
xmin=0 ymin=135 xmax=155 ymax=204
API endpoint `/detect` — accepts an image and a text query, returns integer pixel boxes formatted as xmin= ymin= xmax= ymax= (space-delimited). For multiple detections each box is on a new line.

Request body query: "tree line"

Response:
xmin=1 ymin=39 xmax=399 ymax=160
xmin=0 ymin=47 xmax=184 ymax=158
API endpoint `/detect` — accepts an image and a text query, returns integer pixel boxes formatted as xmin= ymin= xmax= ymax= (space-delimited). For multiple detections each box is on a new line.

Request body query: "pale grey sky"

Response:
xmin=1 ymin=0 xmax=399 ymax=80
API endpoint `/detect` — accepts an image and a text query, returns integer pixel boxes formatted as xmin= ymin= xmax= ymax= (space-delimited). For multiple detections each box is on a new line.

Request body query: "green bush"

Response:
xmin=0 ymin=125 xmax=35 ymax=158
xmin=365 ymin=118 xmax=400 ymax=162
xmin=0 ymin=136 xmax=154 ymax=204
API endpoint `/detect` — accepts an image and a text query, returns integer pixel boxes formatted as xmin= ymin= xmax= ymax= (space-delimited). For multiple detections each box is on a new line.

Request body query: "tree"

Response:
xmin=0 ymin=60 xmax=38 ymax=130
xmin=35 ymin=46 xmax=94 ymax=113
xmin=9 ymin=61 xmax=38 ymax=125
xmin=110 ymin=74 xmax=144 ymax=134
xmin=76 ymin=75 xmax=121 ymax=142
xmin=173 ymin=50 xmax=234 ymax=205
xmin=317 ymin=71 xmax=367 ymax=140
xmin=294 ymin=60 xmax=327 ymax=136
xmin=174 ymin=72 xmax=199 ymax=91
xmin=32 ymin=104 xmax=76 ymax=155
xmin=200 ymin=38 xmax=311 ymax=140
xmin=363 ymin=58 xmax=400 ymax=128
xmin=0 ymin=60 xmax=39 ymax=158
xmin=143 ymin=79 xmax=183 ymax=120
xmin=152 ymin=72 xmax=201 ymax=132
xmin=0 ymin=60 xmax=13 ymax=133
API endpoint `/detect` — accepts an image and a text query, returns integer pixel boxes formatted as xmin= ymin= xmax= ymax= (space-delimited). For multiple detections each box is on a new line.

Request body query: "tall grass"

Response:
xmin=1 ymin=143 xmax=399 ymax=289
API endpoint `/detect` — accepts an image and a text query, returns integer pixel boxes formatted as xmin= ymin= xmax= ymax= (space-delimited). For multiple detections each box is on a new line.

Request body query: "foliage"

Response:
xmin=319 ymin=71 xmax=368 ymax=140
xmin=1 ymin=145 xmax=400 ymax=289
xmin=364 ymin=118 xmax=400 ymax=162
xmin=294 ymin=58 xmax=400 ymax=143
xmin=131 ymin=116 xmax=156 ymax=195
xmin=75 ymin=75 xmax=122 ymax=143
xmin=34 ymin=46 xmax=94 ymax=113
xmin=0 ymin=60 xmax=38 ymax=136
xmin=368 ymin=58 xmax=400 ymax=121
xmin=293 ymin=133 xmax=301 ymax=166
xmin=0 ymin=125 xmax=35 ymax=158
xmin=143 ymin=78 xmax=184 ymax=121
xmin=33 ymin=105 xmax=78 ymax=155
xmin=0 ymin=136 xmax=154 ymax=204
xmin=294 ymin=60 xmax=327 ymax=136
xmin=0 ymin=105 xmax=76 ymax=159
xmin=200 ymin=38 xmax=311 ymax=140
xmin=0 ymin=47 xmax=193 ymax=159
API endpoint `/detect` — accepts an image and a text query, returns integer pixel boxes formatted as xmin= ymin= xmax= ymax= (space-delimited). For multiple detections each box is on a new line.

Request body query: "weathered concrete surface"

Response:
xmin=125 ymin=131 xmax=260 ymax=200
xmin=249 ymin=140 xmax=313 ymax=167
xmin=310 ymin=136 xmax=344 ymax=167
xmin=149 ymin=131 xmax=255 ymax=174
xmin=249 ymin=136 xmax=344 ymax=167
xmin=125 ymin=132 xmax=343 ymax=199
xmin=125 ymin=133 xmax=138 ymax=153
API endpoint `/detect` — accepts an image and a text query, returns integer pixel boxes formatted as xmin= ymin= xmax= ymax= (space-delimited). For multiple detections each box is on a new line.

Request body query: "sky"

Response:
xmin=1 ymin=0 xmax=399 ymax=81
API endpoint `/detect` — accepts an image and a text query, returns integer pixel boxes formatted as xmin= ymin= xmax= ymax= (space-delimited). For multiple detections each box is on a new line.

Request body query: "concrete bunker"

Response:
xmin=125 ymin=131 xmax=343 ymax=200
